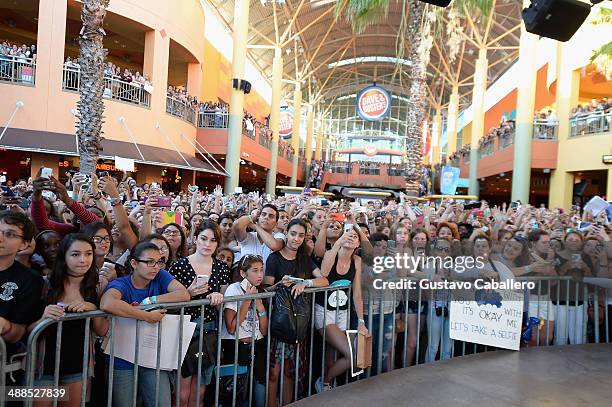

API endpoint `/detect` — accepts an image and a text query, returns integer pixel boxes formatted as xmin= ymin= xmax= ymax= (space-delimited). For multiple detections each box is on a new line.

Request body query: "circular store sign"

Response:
xmin=279 ymin=106 xmax=293 ymax=139
xmin=356 ymin=86 xmax=391 ymax=122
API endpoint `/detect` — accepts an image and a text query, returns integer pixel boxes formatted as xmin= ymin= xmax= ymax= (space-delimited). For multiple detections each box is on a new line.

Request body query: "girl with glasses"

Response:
xmin=145 ymin=233 xmax=174 ymax=270
xmin=100 ymin=241 xmax=190 ymax=407
xmin=169 ymin=220 xmax=230 ymax=407
xmin=160 ymin=223 xmax=187 ymax=264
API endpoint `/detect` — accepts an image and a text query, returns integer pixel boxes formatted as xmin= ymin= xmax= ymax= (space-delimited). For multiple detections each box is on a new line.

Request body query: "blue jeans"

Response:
xmin=365 ymin=313 xmax=394 ymax=376
xmin=111 ymin=367 xmax=172 ymax=407
xmin=425 ymin=309 xmax=453 ymax=363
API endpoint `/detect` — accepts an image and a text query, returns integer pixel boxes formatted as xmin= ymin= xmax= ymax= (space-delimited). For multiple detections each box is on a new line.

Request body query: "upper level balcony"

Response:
xmin=0 ymin=56 xmax=35 ymax=86
xmin=570 ymin=111 xmax=611 ymax=138
xmin=321 ymin=162 xmax=409 ymax=191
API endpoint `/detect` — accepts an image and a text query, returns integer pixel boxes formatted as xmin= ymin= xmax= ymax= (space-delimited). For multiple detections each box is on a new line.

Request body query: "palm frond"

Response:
xmin=335 ymin=0 xmax=391 ymax=33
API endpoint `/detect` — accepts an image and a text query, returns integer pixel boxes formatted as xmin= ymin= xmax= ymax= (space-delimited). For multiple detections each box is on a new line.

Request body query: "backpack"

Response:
xmin=270 ymin=284 xmax=311 ymax=343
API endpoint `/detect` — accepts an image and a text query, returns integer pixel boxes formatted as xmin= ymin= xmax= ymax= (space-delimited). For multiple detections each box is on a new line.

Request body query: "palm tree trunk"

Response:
xmin=76 ymin=0 xmax=110 ymax=175
xmin=404 ymin=1 xmax=426 ymax=197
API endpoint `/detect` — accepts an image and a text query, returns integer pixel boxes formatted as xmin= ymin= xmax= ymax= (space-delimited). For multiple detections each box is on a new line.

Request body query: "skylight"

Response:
xmin=328 ymin=56 xmax=412 ymax=69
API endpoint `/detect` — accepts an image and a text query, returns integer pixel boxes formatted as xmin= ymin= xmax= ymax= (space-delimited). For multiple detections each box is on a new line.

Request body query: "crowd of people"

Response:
xmin=571 ymin=97 xmax=611 ymax=136
xmin=1 ymin=170 xmax=611 ymax=406
xmin=0 ymin=41 xmax=36 ymax=61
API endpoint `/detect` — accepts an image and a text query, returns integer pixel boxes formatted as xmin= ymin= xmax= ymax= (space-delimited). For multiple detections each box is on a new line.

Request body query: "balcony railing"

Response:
xmin=197 ymin=111 xmax=228 ymax=128
xmin=359 ymin=166 xmax=381 ymax=175
xmin=499 ymin=131 xmax=515 ymax=149
xmin=570 ymin=111 xmax=611 ymax=137
xmin=533 ymin=119 xmax=558 ymax=140
xmin=387 ymin=167 xmax=408 ymax=176
xmin=477 ymin=141 xmax=494 ymax=159
xmin=259 ymin=133 xmax=271 ymax=149
xmin=0 ymin=56 xmax=35 ymax=85
xmin=166 ymin=96 xmax=196 ymax=125
xmin=62 ymin=66 xmax=151 ymax=108
xmin=330 ymin=163 xmax=351 ymax=174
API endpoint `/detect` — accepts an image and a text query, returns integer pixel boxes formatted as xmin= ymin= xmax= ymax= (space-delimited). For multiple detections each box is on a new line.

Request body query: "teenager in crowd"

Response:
xmin=263 ymin=219 xmax=328 ymax=407
xmin=100 ymin=241 xmax=190 ymax=407
xmin=160 ymin=222 xmax=188 ymax=264
xmin=221 ymin=255 xmax=268 ymax=407
xmin=169 ymin=221 xmax=230 ymax=407
xmin=314 ymin=226 xmax=368 ymax=393
xmin=233 ymin=204 xmax=285 ymax=268
xmin=32 ymin=234 xmax=109 ymax=406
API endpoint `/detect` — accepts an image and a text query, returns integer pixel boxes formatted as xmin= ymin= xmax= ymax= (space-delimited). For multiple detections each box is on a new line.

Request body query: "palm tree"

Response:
xmin=76 ymin=0 xmax=110 ymax=175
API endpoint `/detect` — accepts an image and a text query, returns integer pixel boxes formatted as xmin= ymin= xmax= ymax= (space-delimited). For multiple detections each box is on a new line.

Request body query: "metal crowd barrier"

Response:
xmin=0 ymin=56 xmax=36 ymax=85
xmin=198 ymin=112 xmax=229 ymax=128
xmin=570 ymin=111 xmax=612 ymax=137
xmin=1 ymin=277 xmax=609 ymax=406
xmin=166 ymin=96 xmax=197 ymax=125
xmin=532 ymin=119 xmax=558 ymax=140
xmin=62 ymin=67 xmax=151 ymax=108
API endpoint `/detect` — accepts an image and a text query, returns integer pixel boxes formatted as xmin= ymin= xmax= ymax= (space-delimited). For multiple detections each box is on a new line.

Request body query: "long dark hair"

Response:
xmin=286 ymin=219 xmax=312 ymax=279
xmin=160 ymin=222 xmax=187 ymax=258
xmin=47 ymin=234 xmax=99 ymax=305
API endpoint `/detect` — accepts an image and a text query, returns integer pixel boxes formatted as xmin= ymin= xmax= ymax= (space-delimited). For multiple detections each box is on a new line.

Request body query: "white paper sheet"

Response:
xmin=584 ymin=196 xmax=609 ymax=217
xmin=115 ymin=156 xmax=135 ymax=172
xmin=104 ymin=315 xmax=196 ymax=371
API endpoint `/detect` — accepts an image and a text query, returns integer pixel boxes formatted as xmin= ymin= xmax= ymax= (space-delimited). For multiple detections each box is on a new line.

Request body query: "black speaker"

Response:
xmin=522 ymin=0 xmax=591 ymax=42
xmin=419 ymin=0 xmax=451 ymax=7
xmin=240 ymin=80 xmax=252 ymax=94
xmin=232 ymin=78 xmax=240 ymax=90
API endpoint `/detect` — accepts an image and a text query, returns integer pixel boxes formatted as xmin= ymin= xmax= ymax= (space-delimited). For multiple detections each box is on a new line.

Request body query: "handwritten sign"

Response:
xmin=449 ymin=289 xmax=523 ymax=350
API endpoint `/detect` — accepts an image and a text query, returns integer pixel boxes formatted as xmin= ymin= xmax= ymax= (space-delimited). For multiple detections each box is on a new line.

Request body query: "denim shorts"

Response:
xmin=34 ymin=372 xmax=83 ymax=385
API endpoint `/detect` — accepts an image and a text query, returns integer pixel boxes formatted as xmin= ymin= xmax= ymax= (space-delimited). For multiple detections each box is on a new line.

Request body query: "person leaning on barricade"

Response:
xmin=100 ymin=241 xmax=190 ymax=407
xmin=263 ymin=219 xmax=329 ymax=407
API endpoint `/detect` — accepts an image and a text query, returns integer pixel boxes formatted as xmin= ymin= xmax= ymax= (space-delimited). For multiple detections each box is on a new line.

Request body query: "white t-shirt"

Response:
xmin=235 ymin=231 xmax=285 ymax=272
xmin=220 ymin=282 xmax=263 ymax=341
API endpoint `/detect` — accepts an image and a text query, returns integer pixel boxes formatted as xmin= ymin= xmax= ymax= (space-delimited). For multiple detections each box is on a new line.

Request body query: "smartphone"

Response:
xmin=344 ymin=223 xmax=353 ymax=233
xmin=240 ymin=278 xmax=251 ymax=292
xmin=287 ymin=276 xmax=305 ymax=284
xmin=510 ymin=201 xmax=518 ymax=209
xmin=41 ymin=167 xmax=53 ymax=179
xmin=387 ymin=240 xmax=396 ymax=249
xmin=571 ymin=254 xmax=582 ymax=262
xmin=81 ymin=184 xmax=90 ymax=192
xmin=196 ymin=274 xmax=209 ymax=287
xmin=155 ymin=196 xmax=172 ymax=207
xmin=99 ymin=171 xmax=109 ymax=178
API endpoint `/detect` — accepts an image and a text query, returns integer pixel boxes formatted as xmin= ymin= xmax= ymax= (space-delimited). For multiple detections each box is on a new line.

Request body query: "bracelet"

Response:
xmin=151 ymin=296 xmax=157 ymax=304
xmin=525 ymin=265 xmax=531 ymax=274
xmin=305 ymin=279 xmax=314 ymax=288
xmin=257 ymin=310 xmax=267 ymax=318
xmin=358 ymin=318 xmax=365 ymax=324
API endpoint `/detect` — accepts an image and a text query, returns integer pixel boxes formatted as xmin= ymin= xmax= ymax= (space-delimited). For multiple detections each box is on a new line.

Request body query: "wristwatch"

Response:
xmin=110 ymin=197 xmax=122 ymax=207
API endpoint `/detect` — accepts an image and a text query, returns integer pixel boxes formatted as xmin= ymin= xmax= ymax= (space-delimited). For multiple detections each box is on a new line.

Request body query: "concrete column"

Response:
xmin=315 ymin=121 xmax=323 ymax=161
xmin=143 ymin=30 xmax=170 ymax=114
xmin=305 ymin=107 xmax=314 ymax=164
xmin=468 ymin=48 xmax=488 ymax=197
xmin=446 ymin=84 xmax=459 ymax=157
xmin=606 ymin=168 xmax=612 ymax=201
xmin=187 ymin=62 xmax=203 ymax=100
xmin=265 ymin=47 xmax=283 ymax=196
xmin=290 ymin=83 xmax=302 ymax=186
xmin=36 ymin=0 xmax=67 ymax=125
xmin=431 ymin=110 xmax=442 ymax=165
xmin=511 ymin=9 xmax=538 ymax=204
xmin=223 ymin=0 xmax=250 ymax=194
xmin=548 ymin=41 xmax=580 ymax=209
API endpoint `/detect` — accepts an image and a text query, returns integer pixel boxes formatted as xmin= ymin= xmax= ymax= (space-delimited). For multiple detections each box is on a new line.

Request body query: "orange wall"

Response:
xmin=201 ymin=40 xmax=271 ymax=121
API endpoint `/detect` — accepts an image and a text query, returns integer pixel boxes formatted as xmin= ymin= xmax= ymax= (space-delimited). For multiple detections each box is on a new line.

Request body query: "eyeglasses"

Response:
xmin=0 ymin=229 xmax=23 ymax=240
xmin=163 ymin=230 xmax=181 ymax=237
xmin=92 ymin=235 xmax=111 ymax=243
xmin=157 ymin=246 xmax=169 ymax=253
xmin=434 ymin=246 xmax=451 ymax=253
xmin=133 ymin=258 xmax=166 ymax=268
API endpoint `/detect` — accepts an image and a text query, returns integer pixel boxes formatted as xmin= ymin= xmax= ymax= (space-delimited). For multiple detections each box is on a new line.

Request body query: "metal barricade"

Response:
xmin=198 ymin=112 xmax=229 ymax=128
xmin=166 ymin=96 xmax=197 ymax=125
xmin=570 ymin=112 xmax=611 ymax=137
xmin=6 ymin=277 xmax=609 ymax=407
xmin=532 ymin=119 xmax=558 ymax=140
xmin=0 ymin=56 xmax=36 ymax=85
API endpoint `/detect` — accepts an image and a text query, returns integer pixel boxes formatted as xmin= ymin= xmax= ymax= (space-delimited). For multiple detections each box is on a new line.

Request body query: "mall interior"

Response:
xmin=0 ymin=0 xmax=610 ymax=206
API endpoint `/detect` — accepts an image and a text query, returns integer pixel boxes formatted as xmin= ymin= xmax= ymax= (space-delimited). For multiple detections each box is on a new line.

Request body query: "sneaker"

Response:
xmin=315 ymin=377 xmax=332 ymax=393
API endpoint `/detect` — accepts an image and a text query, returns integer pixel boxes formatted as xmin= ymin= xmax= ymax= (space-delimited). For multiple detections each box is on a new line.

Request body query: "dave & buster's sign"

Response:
xmin=279 ymin=106 xmax=293 ymax=139
xmin=356 ymin=86 xmax=391 ymax=122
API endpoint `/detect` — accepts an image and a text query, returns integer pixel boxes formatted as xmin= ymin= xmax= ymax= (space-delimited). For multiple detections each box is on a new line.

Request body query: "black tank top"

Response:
xmin=315 ymin=255 xmax=356 ymax=311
